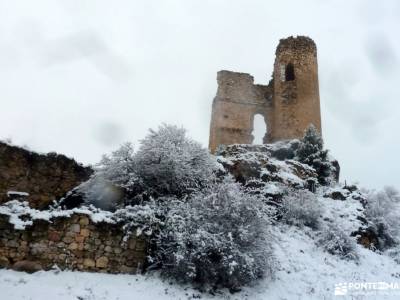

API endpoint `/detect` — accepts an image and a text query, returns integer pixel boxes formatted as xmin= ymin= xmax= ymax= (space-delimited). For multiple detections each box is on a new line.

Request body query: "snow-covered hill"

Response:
xmin=1 ymin=217 xmax=399 ymax=300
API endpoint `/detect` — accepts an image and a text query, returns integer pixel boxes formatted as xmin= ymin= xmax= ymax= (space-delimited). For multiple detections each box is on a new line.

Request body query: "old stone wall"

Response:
xmin=0 ymin=142 xmax=93 ymax=209
xmin=209 ymin=36 xmax=322 ymax=153
xmin=0 ymin=212 xmax=147 ymax=274
xmin=209 ymin=71 xmax=273 ymax=152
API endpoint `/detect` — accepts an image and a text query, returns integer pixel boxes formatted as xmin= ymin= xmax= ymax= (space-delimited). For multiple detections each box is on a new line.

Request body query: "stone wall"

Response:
xmin=0 ymin=142 xmax=93 ymax=209
xmin=209 ymin=36 xmax=322 ymax=153
xmin=0 ymin=212 xmax=147 ymax=274
xmin=208 ymin=71 xmax=273 ymax=152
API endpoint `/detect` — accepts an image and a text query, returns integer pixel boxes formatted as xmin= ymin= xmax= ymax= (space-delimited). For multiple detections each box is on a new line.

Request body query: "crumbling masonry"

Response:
xmin=209 ymin=36 xmax=322 ymax=152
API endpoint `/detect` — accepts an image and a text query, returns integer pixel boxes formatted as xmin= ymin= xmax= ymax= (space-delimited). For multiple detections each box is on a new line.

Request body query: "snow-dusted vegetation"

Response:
xmin=154 ymin=178 xmax=276 ymax=290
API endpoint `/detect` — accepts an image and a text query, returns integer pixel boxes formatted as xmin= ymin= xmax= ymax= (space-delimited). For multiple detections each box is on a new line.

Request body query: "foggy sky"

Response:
xmin=1 ymin=0 xmax=399 ymax=191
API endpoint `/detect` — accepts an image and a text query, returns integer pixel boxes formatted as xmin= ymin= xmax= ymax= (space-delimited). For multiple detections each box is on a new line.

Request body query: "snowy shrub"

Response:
xmin=295 ymin=125 xmax=332 ymax=185
xmin=280 ymin=189 xmax=323 ymax=230
xmin=154 ymin=177 xmax=275 ymax=290
xmin=317 ymin=224 xmax=358 ymax=260
xmin=80 ymin=143 xmax=141 ymax=209
xmin=95 ymin=143 xmax=139 ymax=192
xmin=85 ymin=124 xmax=217 ymax=209
xmin=365 ymin=186 xmax=400 ymax=250
xmin=134 ymin=124 xmax=217 ymax=197
xmin=113 ymin=199 xmax=166 ymax=239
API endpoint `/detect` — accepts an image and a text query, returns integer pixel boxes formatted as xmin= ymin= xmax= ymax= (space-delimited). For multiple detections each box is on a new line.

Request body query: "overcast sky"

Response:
xmin=1 ymin=0 xmax=399 ymax=191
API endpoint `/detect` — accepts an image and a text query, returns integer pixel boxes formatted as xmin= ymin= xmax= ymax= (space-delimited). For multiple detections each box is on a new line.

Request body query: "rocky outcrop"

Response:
xmin=0 ymin=142 xmax=93 ymax=209
xmin=217 ymin=144 xmax=318 ymax=185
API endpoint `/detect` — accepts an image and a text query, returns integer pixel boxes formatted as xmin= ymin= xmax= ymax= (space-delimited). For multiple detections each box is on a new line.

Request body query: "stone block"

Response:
xmin=80 ymin=229 xmax=90 ymax=237
xmin=83 ymin=258 xmax=95 ymax=268
xmin=96 ymin=256 xmax=109 ymax=268
xmin=79 ymin=217 xmax=90 ymax=226
xmin=68 ymin=242 xmax=78 ymax=250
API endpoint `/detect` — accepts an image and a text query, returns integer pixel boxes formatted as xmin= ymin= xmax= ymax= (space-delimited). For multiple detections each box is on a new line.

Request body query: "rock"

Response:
xmin=79 ymin=217 xmax=90 ymax=226
xmin=62 ymin=236 xmax=73 ymax=243
xmin=68 ymin=242 xmax=78 ymax=250
xmin=80 ymin=229 xmax=90 ymax=237
xmin=96 ymin=256 xmax=109 ymax=268
xmin=324 ymin=191 xmax=347 ymax=201
xmin=0 ymin=256 xmax=10 ymax=268
xmin=70 ymin=224 xmax=80 ymax=233
xmin=12 ymin=260 xmax=43 ymax=273
xmin=217 ymin=144 xmax=319 ymax=188
xmin=48 ymin=231 xmax=61 ymax=242
xmin=352 ymin=228 xmax=380 ymax=250
xmin=75 ymin=235 xmax=85 ymax=243
xmin=83 ymin=258 xmax=95 ymax=268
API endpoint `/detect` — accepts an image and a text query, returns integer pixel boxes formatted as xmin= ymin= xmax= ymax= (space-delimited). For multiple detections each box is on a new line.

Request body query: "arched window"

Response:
xmin=285 ymin=63 xmax=295 ymax=81
xmin=252 ymin=114 xmax=267 ymax=144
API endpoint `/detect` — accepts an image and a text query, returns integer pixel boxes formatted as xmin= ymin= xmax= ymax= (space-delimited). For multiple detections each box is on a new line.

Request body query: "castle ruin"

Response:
xmin=209 ymin=36 xmax=322 ymax=152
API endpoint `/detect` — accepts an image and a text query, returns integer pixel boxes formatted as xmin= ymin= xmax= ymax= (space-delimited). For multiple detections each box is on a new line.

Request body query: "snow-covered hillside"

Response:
xmin=1 ymin=217 xmax=399 ymax=300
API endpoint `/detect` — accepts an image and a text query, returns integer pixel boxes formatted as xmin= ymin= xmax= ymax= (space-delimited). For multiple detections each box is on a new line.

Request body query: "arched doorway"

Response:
xmin=252 ymin=114 xmax=267 ymax=144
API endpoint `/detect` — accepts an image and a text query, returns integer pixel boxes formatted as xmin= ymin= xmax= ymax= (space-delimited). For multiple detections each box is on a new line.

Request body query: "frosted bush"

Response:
xmin=95 ymin=143 xmax=140 ymax=192
xmin=134 ymin=124 xmax=217 ymax=197
xmin=317 ymin=224 xmax=358 ymax=260
xmin=280 ymin=189 xmax=323 ymax=230
xmin=85 ymin=124 xmax=218 ymax=209
xmin=365 ymin=186 xmax=400 ymax=249
xmin=154 ymin=177 xmax=276 ymax=290
xmin=295 ymin=125 xmax=332 ymax=185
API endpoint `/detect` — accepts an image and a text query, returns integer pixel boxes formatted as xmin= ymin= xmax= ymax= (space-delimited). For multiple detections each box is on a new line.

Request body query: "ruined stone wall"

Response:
xmin=208 ymin=36 xmax=322 ymax=152
xmin=0 ymin=212 xmax=147 ymax=274
xmin=208 ymin=71 xmax=273 ymax=153
xmin=0 ymin=142 xmax=93 ymax=209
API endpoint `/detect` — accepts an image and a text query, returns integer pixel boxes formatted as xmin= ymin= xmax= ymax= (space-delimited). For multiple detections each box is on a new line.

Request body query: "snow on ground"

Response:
xmin=1 ymin=221 xmax=399 ymax=300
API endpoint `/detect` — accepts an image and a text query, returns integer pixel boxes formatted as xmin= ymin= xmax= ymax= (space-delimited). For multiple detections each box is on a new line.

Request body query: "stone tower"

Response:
xmin=208 ymin=36 xmax=322 ymax=153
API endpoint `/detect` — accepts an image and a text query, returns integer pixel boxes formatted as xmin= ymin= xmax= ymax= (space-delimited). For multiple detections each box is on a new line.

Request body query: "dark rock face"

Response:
xmin=352 ymin=228 xmax=380 ymax=250
xmin=0 ymin=142 xmax=93 ymax=209
xmin=324 ymin=191 xmax=347 ymax=201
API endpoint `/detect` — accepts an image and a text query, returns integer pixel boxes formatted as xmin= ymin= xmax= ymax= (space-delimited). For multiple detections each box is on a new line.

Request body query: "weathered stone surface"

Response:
xmin=83 ymin=258 xmax=96 ymax=268
xmin=96 ymin=256 xmax=109 ymax=268
xmin=0 ymin=256 xmax=9 ymax=268
xmin=0 ymin=142 xmax=92 ymax=209
xmin=209 ymin=36 xmax=321 ymax=153
xmin=79 ymin=217 xmax=90 ymax=226
xmin=80 ymin=229 xmax=90 ymax=237
xmin=70 ymin=224 xmax=80 ymax=233
xmin=12 ymin=260 xmax=42 ymax=273
xmin=0 ymin=212 xmax=147 ymax=274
